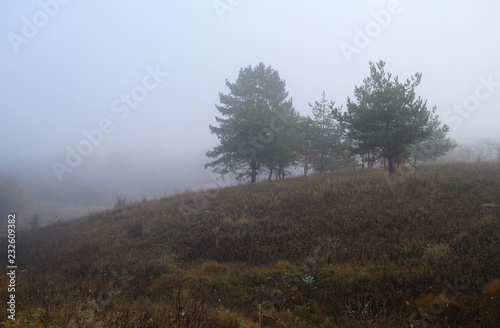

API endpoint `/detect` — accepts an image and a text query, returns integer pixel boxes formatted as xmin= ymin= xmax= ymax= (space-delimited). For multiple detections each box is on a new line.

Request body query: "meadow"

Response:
xmin=1 ymin=162 xmax=499 ymax=327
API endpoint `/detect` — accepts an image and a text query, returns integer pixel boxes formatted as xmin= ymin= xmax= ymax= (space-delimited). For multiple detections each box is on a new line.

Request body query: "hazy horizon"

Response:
xmin=1 ymin=0 xmax=499 ymax=205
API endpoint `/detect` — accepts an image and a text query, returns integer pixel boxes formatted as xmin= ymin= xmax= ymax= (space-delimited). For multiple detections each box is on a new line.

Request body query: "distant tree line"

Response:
xmin=452 ymin=138 xmax=500 ymax=163
xmin=206 ymin=61 xmax=456 ymax=182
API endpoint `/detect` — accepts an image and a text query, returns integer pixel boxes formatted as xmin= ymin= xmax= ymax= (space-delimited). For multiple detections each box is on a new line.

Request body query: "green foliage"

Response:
xmin=307 ymin=91 xmax=350 ymax=173
xmin=337 ymin=60 xmax=437 ymax=173
xmin=295 ymin=116 xmax=316 ymax=175
xmin=206 ymin=62 xmax=299 ymax=183
xmin=207 ymin=61 xmax=454 ymax=182
xmin=411 ymin=111 xmax=457 ymax=165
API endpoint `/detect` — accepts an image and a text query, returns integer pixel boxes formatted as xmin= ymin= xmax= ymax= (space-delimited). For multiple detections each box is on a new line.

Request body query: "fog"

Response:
xmin=1 ymin=1 xmax=499 ymax=215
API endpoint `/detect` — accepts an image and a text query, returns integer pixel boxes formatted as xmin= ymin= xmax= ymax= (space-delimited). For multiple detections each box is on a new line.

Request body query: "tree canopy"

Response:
xmin=207 ymin=60 xmax=454 ymax=182
xmin=205 ymin=63 xmax=299 ymax=183
xmin=336 ymin=60 xmax=439 ymax=174
xmin=308 ymin=91 xmax=349 ymax=172
xmin=410 ymin=112 xmax=456 ymax=165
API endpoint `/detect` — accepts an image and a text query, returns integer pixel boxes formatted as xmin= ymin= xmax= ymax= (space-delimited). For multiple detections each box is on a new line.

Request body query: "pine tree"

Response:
xmin=205 ymin=63 xmax=298 ymax=183
xmin=410 ymin=110 xmax=456 ymax=166
xmin=308 ymin=91 xmax=349 ymax=173
xmin=295 ymin=116 xmax=316 ymax=176
xmin=336 ymin=61 xmax=436 ymax=175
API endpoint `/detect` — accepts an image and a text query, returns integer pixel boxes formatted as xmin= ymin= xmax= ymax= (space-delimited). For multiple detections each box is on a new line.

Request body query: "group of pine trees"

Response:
xmin=206 ymin=61 xmax=455 ymax=183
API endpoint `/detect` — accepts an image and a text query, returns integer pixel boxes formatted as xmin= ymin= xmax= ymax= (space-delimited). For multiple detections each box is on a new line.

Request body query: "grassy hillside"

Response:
xmin=1 ymin=163 xmax=499 ymax=327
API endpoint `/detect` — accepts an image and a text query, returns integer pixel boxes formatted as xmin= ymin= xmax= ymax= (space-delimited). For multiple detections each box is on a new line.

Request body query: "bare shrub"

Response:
xmin=114 ymin=193 xmax=127 ymax=209
xmin=421 ymin=243 xmax=457 ymax=273
xmin=30 ymin=213 xmax=40 ymax=229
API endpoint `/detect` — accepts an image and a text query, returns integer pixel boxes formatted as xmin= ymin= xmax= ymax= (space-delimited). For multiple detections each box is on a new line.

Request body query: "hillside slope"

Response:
xmin=2 ymin=163 xmax=500 ymax=327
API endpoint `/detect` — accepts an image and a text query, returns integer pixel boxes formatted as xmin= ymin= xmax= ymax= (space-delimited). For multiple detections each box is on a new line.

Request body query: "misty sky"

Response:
xmin=1 ymin=0 xmax=499 ymax=197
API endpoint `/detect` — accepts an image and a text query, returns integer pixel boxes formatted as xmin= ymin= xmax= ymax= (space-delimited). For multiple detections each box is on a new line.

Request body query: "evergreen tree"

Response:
xmin=295 ymin=116 xmax=316 ymax=175
xmin=308 ymin=91 xmax=349 ymax=172
xmin=205 ymin=63 xmax=297 ymax=183
xmin=410 ymin=111 xmax=457 ymax=166
xmin=336 ymin=61 xmax=436 ymax=175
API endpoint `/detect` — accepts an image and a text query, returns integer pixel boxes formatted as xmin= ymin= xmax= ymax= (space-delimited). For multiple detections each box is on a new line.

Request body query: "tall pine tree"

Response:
xmin=206 ymin=63 xmax=298 ymax=183
xmin=308 ymin=91 xmax=349 ymax=172
xmin=336 ymin=61 xmax=437 ymax=175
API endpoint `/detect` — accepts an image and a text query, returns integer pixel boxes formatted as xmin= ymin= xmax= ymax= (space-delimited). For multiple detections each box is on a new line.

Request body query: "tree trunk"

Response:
xmin=388 ymin=159 xmax=394 ymax=176
xmin=268 ymin=168 xmax=273 ymax=181
xmin=279 ymin=167 xmax=285 ymax=179
xmin=319 ymin=151 xmax=324 ymax=173
xmin=251 ymin=159 xmax=257 ymax=183
xmin=387 ymin=143 xmax=396 ymax=177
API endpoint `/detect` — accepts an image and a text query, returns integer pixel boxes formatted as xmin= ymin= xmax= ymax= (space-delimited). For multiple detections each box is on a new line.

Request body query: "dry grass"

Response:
xmin=1 ymin=162 xmax=499 ymax=327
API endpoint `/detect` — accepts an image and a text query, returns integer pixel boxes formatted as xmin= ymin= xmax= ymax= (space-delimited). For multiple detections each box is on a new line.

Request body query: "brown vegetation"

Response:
xmin=1 ymin=162 xmax=499 ymax=327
